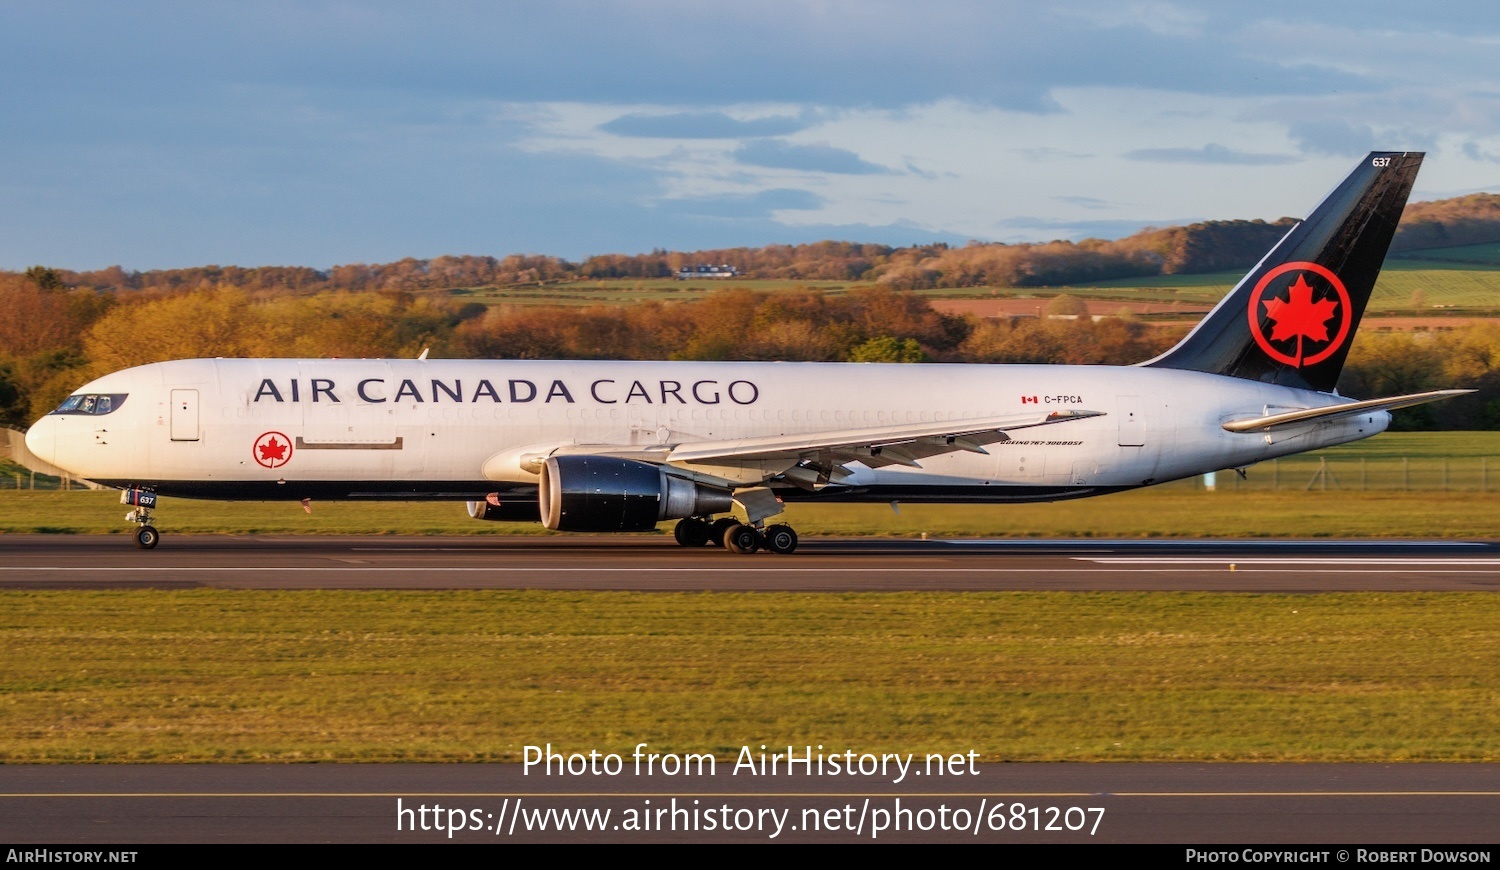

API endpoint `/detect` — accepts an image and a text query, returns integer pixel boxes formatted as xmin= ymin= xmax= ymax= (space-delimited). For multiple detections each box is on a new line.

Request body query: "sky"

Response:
xmin=2 ymin=1 xmax=1499 ymax=271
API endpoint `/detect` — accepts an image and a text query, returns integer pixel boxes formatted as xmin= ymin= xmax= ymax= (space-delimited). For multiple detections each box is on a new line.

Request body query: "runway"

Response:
xmin=2 ymin=763 xmax=1497 ymax=844
xmin=2 ymin=534 xmax=1500 ymax=591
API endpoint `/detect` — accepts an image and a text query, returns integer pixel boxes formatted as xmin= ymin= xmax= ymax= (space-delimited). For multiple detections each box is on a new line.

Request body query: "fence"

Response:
xmin=1 ymin=425 xmax=103 ymax=490
xmin=5 ymin=457 xmax=1497 ymax=492
xmin=1169 ymin=456 xmax=1498 ymax=493
xmin=2 ymin=469 xmax=78 ymax=491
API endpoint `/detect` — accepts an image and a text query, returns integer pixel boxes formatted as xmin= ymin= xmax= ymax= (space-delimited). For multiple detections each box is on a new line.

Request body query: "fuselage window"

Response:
xmin=50 ymin=393 xmax=128 ymax=416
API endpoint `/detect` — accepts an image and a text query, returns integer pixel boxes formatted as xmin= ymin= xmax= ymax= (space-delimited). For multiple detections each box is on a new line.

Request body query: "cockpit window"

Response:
xmin=51 ymin=393 xmax=128 ymax=415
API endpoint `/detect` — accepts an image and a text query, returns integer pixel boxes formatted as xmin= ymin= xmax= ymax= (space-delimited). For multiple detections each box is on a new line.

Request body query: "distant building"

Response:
xmin=675 ymin=264 xmax=740 ymax=280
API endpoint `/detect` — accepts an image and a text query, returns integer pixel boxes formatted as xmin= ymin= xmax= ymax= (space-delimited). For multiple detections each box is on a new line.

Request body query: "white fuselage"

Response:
xmin=26 ymin=357 xmax=1387 ymax=503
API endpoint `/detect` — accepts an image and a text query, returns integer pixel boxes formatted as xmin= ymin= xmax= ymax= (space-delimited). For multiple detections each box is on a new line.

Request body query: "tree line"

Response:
xmin=10 ymin=193 xmax=1498 ymax=297
xmin=3 ymin=278 xmax=1498 ymax=430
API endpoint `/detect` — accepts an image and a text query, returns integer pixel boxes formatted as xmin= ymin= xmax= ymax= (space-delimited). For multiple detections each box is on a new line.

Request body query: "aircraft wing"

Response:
xmin=1221 ymin=389 xmax=1473 ymax=433
xmin=667 ymin=409 xmax=1104 ymax=470
xmin=485 ymin=409 xmax=1106 ymax=486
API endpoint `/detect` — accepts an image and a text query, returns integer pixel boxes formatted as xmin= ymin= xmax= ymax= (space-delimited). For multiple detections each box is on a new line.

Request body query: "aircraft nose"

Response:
xmin=24 ymin=417 xmax=56 ymax=466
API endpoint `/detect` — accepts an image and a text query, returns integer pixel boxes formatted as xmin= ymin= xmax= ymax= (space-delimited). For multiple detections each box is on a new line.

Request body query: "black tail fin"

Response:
xmin=1144 ymin=151 xmax=1423 ymax=392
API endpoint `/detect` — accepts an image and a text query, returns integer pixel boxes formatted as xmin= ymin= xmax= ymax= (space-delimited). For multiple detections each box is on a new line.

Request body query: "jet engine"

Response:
xmin=539 ymin=455 xmax=733 ymax=531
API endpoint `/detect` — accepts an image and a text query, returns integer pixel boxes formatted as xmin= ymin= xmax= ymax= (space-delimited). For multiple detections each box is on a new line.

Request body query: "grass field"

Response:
xmin=7 ymin=489 xmax=1500 ymax=538
xmin=1063 ymin=264 xmax=1500 ymax=315
xmin=1 ymin=590 xmax=1495 ymax=762
xmin=0 ymin=457 xmax=63 ymax=491
xmin=449 ymin=279 xmax=854 ymax=307
xmin=442 ymin=264 xmax=1500 ymax=319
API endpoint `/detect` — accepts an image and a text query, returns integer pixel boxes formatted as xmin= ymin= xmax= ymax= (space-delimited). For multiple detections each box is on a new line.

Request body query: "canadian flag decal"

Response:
xmin=1021 ymin=396 xmax=1038 ymax=404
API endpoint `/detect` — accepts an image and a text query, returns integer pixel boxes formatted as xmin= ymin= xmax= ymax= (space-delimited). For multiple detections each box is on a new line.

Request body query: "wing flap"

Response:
xmin=667 ymin=409 xmax=1104 ymax=466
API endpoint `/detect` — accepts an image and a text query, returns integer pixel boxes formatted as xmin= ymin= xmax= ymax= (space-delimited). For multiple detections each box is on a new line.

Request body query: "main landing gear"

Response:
xmin=673 ymin=517 xmax=799 ymax=555
xmin=121 ymin=487 xmax=160 ymax=549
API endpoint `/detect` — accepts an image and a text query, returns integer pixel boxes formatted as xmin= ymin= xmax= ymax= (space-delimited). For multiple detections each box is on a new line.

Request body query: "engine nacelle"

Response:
xmin=466 ymin=494 xmax=542 ymax=522
xmin=539 ymin=455 xmax=733 ymax=531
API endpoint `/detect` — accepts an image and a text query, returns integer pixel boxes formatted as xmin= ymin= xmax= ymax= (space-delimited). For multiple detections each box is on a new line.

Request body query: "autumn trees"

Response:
xmin=3 ymin=275 xmax=1499 ymax=430
xmin=1392 ymin=193 xmax=1500 ymax=251
xmin=11 ymin=219 xmax=1367 ymax=297
xmin=4 ymin=188 xmax=1500 ymax=428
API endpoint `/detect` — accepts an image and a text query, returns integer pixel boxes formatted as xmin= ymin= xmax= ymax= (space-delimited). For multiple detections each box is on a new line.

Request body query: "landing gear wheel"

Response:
xmin=673 ymin=518 xmax=712 ymax=547
xmin=725 ymin=523 xmax=762 ymax=555
xmin=709 ymin=517 xmax=739 ymax=548
xmin=134 ymin=525 xmax=160 ymax=550
xmin=764 ymin=524 xmax=798 ymax=554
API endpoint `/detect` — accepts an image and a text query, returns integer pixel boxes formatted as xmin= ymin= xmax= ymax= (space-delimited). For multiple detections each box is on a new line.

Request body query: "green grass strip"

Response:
xmin=1 ymin=590 xmax=1496 ymax=763
xmin=4 ymin=489 xmax=1499 ymax=538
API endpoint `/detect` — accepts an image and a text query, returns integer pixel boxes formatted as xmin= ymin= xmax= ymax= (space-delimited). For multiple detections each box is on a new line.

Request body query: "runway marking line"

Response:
xmin=940 ymin=540 xmax=1485 ymax=547
xmin=4 ymin=565 xmax=1500 ymax=574
xmin=3 ymin=791 xmax=1498 ymax=798
xmin=1080 ymin=558 xmax=1500 ymax=566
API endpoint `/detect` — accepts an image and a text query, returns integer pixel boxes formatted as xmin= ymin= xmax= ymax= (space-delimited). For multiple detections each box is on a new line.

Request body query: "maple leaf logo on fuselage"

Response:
xmin=252 ymin=431 xmax=293 ymax=469
xmin=258 ymin=437 xmax=287 ymax=463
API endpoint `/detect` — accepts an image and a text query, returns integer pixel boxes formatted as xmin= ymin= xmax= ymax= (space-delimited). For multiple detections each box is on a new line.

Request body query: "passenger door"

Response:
xmin=170 ymin=389 xmax=200 ymax=441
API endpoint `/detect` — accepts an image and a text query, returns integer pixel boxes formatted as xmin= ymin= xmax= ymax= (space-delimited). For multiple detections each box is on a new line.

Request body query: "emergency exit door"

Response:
xmin=170 ymin=389 xmax=200 ymax=441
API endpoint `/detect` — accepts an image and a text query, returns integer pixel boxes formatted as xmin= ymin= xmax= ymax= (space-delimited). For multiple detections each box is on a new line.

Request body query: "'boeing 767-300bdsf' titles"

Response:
xmin=24 ymin=152 xmax=1473 ymax=552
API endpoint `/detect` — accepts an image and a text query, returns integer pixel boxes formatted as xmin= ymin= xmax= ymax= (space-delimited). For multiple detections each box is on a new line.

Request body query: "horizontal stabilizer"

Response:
xmin=1222 ymin=389 xmax=1474 ymax=433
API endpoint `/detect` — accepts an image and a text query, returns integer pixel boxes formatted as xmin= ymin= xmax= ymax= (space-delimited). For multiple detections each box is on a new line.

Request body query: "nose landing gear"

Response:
xmin=133 ymin=524 xmax=160 ymax=549
xmin=122 ymin=487 xmax=160 ymax=549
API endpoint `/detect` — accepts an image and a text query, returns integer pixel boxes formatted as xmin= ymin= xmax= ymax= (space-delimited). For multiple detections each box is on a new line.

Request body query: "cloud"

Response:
xmin=657 ymin=188 xmax=823 ymax=220
xmin=600 ymin=111 xmax=811 ymax=139
xmin=5 ymin=5 xmax=1498 ymax=268
xmin=733 ymin=140 xmax=892 ymax=175
xmin=1017 ymin=147 xmax=1094 ymax=161
xmin=748 ymin=221 xmax=971 ymax=249
xmin=1124 ymin=144 xmax=1297 ymax=165
xmin=1289 ymin=120 xmax=1376 ymax=157
xmin=1054 ymin=195 xmax=1114 ymax=210
xmin=1059 ymin=3 xmax=1208 ymax=39
xmin=990 ymin=216 xmax=1186 ymax=242
xmin=1462 ymin=142 xmax=1500 ymax=164
xmin=0 ymin=3 xmax=1393 ymax=127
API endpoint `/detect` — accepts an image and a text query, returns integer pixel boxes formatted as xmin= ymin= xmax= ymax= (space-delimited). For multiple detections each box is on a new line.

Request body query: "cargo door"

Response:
xmin=299 ymin=363 xmax=400 ymax=449
xmin=170 ymin=389 xmax=200 ymax=441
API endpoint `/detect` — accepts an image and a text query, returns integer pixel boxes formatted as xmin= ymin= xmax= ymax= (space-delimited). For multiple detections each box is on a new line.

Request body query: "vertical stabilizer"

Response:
xmin=1144 ymin=152 xmax=1423 ymax=392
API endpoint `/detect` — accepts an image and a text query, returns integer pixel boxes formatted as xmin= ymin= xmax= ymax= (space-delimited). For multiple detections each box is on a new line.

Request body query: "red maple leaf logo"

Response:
xmin=258 ymin=436 xmax=287 ymax=463
xmin=1262 ymin=274 xmax=1339 ymax=366
xmin=252 ymin=431 xmax=293 ymax=469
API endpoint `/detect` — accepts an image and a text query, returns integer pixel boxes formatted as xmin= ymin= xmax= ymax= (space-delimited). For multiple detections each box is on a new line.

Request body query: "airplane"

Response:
xmin=24 ymin=151 xmax=1471 ymax=552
